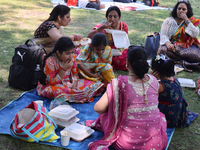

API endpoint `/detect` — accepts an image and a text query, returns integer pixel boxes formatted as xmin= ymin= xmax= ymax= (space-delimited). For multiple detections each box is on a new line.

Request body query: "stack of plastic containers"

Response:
xmin=49 ymin=105 xmax=80 ymax=128
xmin=49 ymin=105 xmax=95 ymax=142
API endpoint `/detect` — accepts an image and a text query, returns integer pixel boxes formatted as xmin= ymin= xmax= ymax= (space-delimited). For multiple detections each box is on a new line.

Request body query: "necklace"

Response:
xmin=128 ymin=73 xmax=148 ymax=103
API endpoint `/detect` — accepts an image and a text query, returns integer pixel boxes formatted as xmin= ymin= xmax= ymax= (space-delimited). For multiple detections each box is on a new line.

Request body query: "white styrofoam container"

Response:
xmin=49 ymin=105 xmax=79 ymax=122
xmin=112 ymin=31 xmax=130 ymax=48
xmin=105 ymin=29 xmax=130 ymax=48
xmin=53 ymin=116 xmax=80 ymax=128
xmin=178 ymin=78 xmax=196 ymax=88
xmin=65 ymin=123 xmax=95 ymax=142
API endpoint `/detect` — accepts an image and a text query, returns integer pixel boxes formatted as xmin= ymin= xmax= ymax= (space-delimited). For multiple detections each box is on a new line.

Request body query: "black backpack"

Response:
xmin=8 ymin=39 xmax=47 ymax=91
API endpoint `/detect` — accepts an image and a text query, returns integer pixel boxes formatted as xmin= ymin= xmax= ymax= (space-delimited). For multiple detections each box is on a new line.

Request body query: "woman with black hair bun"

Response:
xmin=157 ymin=0 xmax=200 ymax=71
xmin=85 ymin=46 xmax=168 ymax=150
xmin=151 ymin=54 xmax=199 ymax=128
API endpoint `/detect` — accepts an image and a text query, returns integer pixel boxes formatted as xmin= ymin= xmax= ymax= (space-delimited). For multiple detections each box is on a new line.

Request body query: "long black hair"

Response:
xmin=39 ymin=37 xmax=75 ymax=85
xmin=127 ymin=46 xmax=149 ymax=79
xmin=151 ymin=55 xmax=175 ymax=78
xmin=171 ymin=1 xmax=193 ymax=18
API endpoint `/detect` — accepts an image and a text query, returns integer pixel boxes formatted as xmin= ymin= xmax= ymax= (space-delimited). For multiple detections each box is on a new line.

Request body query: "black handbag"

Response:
xmin=144 ymin=32 xmax=160 ymax=58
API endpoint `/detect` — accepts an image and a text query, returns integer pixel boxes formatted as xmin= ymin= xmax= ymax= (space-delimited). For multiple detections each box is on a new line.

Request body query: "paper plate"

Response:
xmin=80 ymin=38 xmax=91 ymax=46
xmin=174 ymin=66 xmax=184 ymax=74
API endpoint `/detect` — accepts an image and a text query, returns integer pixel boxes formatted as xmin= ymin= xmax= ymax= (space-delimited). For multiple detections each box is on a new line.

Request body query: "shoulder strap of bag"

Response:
xmin=25 ymin=39 xmax=37 ymax=46
xmin=38 ymin=108 xmax=58 ymax=128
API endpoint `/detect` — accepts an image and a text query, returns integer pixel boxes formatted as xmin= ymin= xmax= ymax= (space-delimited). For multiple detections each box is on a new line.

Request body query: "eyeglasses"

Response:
xmin=178 ymin=0 xmax=189 ymax=3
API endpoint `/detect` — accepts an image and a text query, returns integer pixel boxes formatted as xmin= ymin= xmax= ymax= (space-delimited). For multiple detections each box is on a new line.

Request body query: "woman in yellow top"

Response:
xmin=76 ymin=33 xmax=115 ymax=87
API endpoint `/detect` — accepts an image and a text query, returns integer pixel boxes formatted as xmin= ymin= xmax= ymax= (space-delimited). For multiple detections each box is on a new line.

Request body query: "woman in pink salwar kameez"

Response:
xmin=86 ymin=46 xmax=168 ymax=150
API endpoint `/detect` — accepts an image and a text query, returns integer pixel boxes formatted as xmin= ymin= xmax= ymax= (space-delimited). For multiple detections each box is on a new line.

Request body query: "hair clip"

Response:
xmin=155 ymin=54 xmax=168 ymax=62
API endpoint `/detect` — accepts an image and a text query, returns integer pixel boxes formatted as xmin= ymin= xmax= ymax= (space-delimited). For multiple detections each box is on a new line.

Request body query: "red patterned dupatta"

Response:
xmin=171 ymin=17 xmax=200 ymax=48
xmin=89 ymin=75 xmax=128 ymax=150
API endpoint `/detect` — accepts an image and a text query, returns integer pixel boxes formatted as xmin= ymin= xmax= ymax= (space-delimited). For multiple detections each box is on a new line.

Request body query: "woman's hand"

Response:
xmin=165 ymin=42 xmax=175 ymax=51
xmin=72 ymin=80 xmax=78 ymax=89
xmin=151 ymin=70 xmax=160 ymax=80
xmin=76 ymin=34 xmax=84 ymax=41
xmin=63 ymin=59 xmax=73 ymax=70
xmin=180 ymin=13 xmax=188 ymax=22
xmin=99 ymin=22 xmax=112 ymax=30
xmin=92 ymin=73 xmax=102 ymax=78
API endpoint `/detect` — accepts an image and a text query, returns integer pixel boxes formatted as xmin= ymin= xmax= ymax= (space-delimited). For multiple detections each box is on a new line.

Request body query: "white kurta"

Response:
xmin=160 ymin=17 xmax=199 ymax=45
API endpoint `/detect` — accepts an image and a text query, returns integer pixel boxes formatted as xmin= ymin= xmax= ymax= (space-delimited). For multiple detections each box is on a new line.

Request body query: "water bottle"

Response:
xmin=33 ymin=64 xmax=41 ymax=86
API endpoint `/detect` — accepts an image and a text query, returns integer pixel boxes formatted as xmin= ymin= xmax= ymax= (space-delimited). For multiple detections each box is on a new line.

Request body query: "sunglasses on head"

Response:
xmin=178 ymin=0 xmax=189 ymax=3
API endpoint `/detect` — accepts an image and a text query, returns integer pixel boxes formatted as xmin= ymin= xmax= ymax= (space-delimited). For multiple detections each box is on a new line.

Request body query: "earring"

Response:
xmin=125 ymin=63 xmax=128 ymax=68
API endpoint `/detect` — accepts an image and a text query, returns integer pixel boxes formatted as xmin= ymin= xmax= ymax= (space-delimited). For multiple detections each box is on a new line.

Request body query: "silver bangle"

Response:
xmin=185 ymin=20 xmax=191 ymax=24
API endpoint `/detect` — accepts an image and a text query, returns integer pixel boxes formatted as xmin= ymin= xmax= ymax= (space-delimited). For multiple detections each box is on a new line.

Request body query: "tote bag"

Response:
xmin=10 ymin=101 xmax=59 ymax=142
xmin=144 ymin=32 xmax=160 ymax=58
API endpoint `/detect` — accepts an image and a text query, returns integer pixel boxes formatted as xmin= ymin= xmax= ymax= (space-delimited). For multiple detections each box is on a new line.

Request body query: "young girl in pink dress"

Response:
xmin=37 ymin=37 xmax=104 ymax=103
xmin=86 ymin=46 xmax=168 ymax=150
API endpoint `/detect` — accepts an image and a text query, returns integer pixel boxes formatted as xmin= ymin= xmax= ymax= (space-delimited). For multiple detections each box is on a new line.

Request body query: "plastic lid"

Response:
xmin=112 ymin=31 xmax=130 ymax=48
xmin=65 ymin=123 xmax=94 ymax=142
xmin=49 ymin=105 xmax=79 ymax=121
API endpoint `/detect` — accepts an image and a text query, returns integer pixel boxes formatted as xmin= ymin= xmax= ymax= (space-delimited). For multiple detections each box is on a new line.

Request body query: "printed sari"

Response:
xmin=76 ymin=44 xmax=115 ymax=85
xmin=157 ymin=17 xmax=200 ymax=71
xmin=37 ymin=54 xmax=104 ymax=103
xmin=86 ymin=75 xmax=168 ymax=150
xmin=92 ymin=21 xmax=129 ymax=70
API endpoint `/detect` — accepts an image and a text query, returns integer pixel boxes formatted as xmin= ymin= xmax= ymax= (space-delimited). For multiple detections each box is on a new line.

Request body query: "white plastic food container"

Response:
xmin=178 ymin=78 xmax=196 ymax=88
xmin=49 ymin=105 xmax=79 ymax=122
xmin=53 ymin=116 xmax=80 ymax=128
xmin=65 ymin=123 xmax=95 ymax=142
xmin=105 ymin=29 xmax=130 ymax=48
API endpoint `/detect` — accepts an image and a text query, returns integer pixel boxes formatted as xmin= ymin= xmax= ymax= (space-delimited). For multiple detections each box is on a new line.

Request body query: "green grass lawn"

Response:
xmin=0 ymin=0 xmax=200 ymax=149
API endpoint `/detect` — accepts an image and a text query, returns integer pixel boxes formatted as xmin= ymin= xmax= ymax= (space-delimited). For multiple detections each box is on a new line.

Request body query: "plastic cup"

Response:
xmin=35 ymin=100 xmax=43 ymax=106
xmin=60 ymin=130 xmax=70 ymax=146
